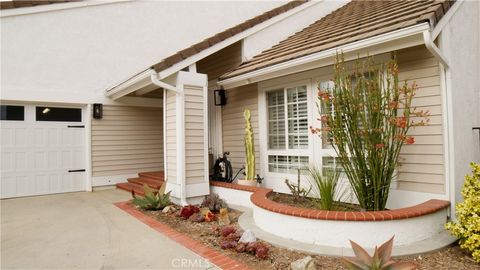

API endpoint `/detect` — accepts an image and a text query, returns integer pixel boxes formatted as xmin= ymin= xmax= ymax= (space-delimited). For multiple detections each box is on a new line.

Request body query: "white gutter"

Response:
xmin=150 ymin=70 xmax=182 ymax=94
xmin=150 ymin=69 xmax=187 ymax=206
xmin=218 ymin=23 xmax=430 ymax=88
xmin=423 ymin=29 xmax=455 ymax=218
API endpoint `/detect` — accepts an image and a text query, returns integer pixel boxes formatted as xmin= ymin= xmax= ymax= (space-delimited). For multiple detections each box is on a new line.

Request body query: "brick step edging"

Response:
xmin=114 ymin=201 xmax=250 ymax=270
xmin=210 ymin=181 xmax=450 ymax=222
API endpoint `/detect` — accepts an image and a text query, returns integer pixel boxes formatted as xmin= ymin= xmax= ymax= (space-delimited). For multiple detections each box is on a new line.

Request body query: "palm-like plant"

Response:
xmin=132 ymin=182 xmax=171 ymax=210
xmin=343 ymin=236 xmax=416 ymax=270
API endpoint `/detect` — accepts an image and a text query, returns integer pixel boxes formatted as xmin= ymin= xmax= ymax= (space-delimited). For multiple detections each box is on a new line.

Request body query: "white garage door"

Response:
xmin=1 ymin=104 xmax=86 ymax=198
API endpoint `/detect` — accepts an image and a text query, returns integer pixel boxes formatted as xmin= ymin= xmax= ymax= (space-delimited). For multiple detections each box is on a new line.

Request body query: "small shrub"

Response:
xmin=201 ymin=193 xmax=228 ymax=213
xmin=131 ymin=182 xmax=171 ymax=210
xmin=285 ymin=168 xmax=311 ymax=201
xmin=343 ymin=236 xmax=416 ymax=270
xmin=188 ymin=213 xmax=205 ymax=222
xmin=180 ymin=205 xmax=200 ymax=219
xmin=220 ymin=226 xmax=236 ymax=237
xmin=307 ymin=166 xmax=344 ymax=210
xmin=254 ymin=242 xmax=269 ymax=259
xmin=220 ymin=240 xmax=238 ymax=249
xmin=445 ymin=162 xmax=480 ymax=263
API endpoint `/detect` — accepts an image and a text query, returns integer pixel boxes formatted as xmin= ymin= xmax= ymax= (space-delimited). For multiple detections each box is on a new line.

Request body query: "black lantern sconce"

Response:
xmin=93 ymin=103 xmax=103 ymax=119
xmin=214 ymin=88 xmax=227 ymax=106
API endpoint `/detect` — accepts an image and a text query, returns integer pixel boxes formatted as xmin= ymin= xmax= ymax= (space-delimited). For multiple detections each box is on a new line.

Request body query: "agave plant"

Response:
xmin=132 ymin=182 xmax=171 ymax=210
xmin=343 ymin=236 xmax=416 ymax=270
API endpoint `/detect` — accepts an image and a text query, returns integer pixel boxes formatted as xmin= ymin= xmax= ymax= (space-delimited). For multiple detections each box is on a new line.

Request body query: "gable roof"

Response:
xmin=0 ymin=0 xmax=79 ymax=10
xmin=220 ymin=0 xmax=454 ymax=80
xmin=150 ymin=0 xmax=306 ymax=73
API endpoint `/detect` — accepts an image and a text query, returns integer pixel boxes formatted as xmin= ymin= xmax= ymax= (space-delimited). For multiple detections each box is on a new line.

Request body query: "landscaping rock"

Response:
xmin=290 ymin=256 xmax=316 ymax=270
xmin=239 ymin=229 xmax=256 ymax=243
xmin=162 ymin=205 xmax=176 ymax=213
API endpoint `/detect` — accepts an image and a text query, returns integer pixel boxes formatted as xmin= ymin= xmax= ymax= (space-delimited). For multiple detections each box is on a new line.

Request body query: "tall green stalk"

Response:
xmin=244 ymin=109 xmax=256 ymax=180
xmin=314 ymin=54 xmax=428 ymax=211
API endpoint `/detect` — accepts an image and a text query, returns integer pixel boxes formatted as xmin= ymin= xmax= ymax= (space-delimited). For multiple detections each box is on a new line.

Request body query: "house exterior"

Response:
xmin=1 ymin=0 xmax=479 ymax=220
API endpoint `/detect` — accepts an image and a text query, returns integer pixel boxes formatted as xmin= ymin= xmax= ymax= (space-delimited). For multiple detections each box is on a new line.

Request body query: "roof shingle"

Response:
xmin=0 ymin=0 xmax=78 ymax=10
xmin=151 ymin=0 xmax=306 ymax=72
xmin=220 ymin=0 xmax=454 ymax=80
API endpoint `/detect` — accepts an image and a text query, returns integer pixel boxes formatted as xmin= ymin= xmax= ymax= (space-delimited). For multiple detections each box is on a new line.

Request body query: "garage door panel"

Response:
xmin=35 ymin=174 xmax=49 ymax=194
xmin=15 ymin=128 xmax=27 ymax=146
xmin=1 ymin=104 xmax=86 ymax=198
xmin=34 ymin=128 xmax=45 ymax=146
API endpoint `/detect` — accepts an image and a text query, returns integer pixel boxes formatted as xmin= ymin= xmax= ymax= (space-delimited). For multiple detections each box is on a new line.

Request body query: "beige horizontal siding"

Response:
xmin=222 ymin=83 xmax=260 ymax=175
xmin=184 ymin=85 xmax=206 ymax=184
xmin=396 ymin=46 xmax=444 ymax=193
xmin=91 ymin=105 xmax=163 ymax=177
xmin=197 ymin=41 xmax=242 ymax=81
xmin=165 ymin=90 xmax=176 ymax=182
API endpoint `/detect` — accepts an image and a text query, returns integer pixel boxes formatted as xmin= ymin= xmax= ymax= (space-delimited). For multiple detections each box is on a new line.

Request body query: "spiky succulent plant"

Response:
xmin=131 ymin=182 xmax=171 ymax=210
xmin=343 ymin=236 xmax=416 ymax=270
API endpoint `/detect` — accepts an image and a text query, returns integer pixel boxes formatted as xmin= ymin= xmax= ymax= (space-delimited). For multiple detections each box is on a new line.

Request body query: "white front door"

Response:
xmin=1 ymin=104 xmax=86 ymax=198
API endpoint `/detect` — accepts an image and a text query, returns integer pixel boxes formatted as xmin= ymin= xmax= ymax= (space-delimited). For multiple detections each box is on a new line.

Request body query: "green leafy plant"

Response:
xmin=285 ymin=168 xmax=311 ymax=202
xmin=343 ymin=236 xmax=416 ymax=270
xmin=313 ymin=54 xmax=429 ymax=211
xmin=132 ymin=182 xmax=171 ymax=210
xmin=445 ymin=162 xmax=480 ymax=263
xmin=244 ymin=109 xmax=256 ymax=181
xmin=307 ymin=166 xmax=343 ymax=210
xmin=201 ymin=193 xmax=228 ymax=213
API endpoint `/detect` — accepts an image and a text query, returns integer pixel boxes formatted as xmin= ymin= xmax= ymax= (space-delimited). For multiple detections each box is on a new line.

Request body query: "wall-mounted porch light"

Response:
xmin=214 ymin=88 xmax=226 ymax=106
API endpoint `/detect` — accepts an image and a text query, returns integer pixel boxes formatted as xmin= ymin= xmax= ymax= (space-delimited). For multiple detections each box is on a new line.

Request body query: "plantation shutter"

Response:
xmin=267 ymin=90 xmax=286 ymax=149
xmin=287 ymin=86 xmax=308 ymax=149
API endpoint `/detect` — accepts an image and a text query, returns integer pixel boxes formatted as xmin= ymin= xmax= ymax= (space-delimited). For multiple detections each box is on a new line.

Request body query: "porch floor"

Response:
xmin=116 ymin=171 xmax=164 ymax=196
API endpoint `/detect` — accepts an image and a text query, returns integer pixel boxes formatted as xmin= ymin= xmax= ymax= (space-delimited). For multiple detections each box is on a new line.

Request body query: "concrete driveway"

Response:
xmin=1 ymin=189 xmax=217 ymax=270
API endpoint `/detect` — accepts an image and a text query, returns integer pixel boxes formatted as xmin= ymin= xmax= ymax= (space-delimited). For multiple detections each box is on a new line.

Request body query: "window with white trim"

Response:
xmin=266 ymin=85 xmax=309 ymax=173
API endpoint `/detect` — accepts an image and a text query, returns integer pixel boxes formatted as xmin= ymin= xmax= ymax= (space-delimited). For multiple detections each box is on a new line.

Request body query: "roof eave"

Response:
xmin=105 ymin=68 xmax=153 ymax=100
xmin=218 ymin=23 xmax=431 ymax=89
xmin=103 ymin=1 xmax=316 ymax=98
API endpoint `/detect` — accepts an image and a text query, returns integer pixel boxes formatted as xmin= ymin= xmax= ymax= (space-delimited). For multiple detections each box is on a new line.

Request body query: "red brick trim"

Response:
xmin=114 ymin=201 xmax=251 ymax=270
xmin=210 ymin=181 xmax=264 ymax=193
xmin=210 ymin=181 xmax=450 ymax=222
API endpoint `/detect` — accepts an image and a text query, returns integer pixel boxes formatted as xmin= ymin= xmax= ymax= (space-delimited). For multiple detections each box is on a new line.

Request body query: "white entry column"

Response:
xmin=164 ymin=70 xmax=210 ymax=204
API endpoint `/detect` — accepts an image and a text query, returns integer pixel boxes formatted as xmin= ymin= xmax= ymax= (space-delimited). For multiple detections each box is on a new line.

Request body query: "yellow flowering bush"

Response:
xmin=445 ymin=162 xmax=480 ymax=263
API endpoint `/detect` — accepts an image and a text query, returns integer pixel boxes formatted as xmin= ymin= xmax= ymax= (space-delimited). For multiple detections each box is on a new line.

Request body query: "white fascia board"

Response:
xmin=218 ymin=23 xmax=431 ymax=89
xmin=156 ymin=1 xmax=319 ymax=79
xmin=0 ymin=0 xmax=131 ymax=18
xmin=431 ymin=0 xmax=464 ymax=40
xmin=105 ymin=68 xmax=153 ymax=99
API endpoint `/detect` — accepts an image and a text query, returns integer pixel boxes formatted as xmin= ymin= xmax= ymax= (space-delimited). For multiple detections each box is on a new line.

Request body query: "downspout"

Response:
xmin=423 ymin=30 xmax=455 ymax=218
xmin=150 ymin=69 xmax=188 ymax=206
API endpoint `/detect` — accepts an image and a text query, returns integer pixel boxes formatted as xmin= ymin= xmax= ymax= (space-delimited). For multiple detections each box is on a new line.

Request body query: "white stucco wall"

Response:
xmin=0 ymin=0 xmax=286 ymax=104
xmin=439 ymin=1 xmax=480 ymax=209
xmin=242 ymin=0 xmax=350 ymax=61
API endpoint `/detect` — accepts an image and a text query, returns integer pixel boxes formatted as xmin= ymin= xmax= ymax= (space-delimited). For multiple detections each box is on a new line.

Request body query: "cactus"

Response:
xmin=244 ymin=109 xmax=256 ymax=180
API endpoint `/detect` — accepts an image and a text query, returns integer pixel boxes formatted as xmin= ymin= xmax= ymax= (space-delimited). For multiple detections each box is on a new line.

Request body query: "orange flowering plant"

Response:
xmin=312 ymin=54 xmax=429 ymax=211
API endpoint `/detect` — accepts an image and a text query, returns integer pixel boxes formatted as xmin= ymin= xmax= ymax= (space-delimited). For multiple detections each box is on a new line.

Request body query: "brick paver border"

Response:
xmin=114 ymin=201 xmax=251 ymax=270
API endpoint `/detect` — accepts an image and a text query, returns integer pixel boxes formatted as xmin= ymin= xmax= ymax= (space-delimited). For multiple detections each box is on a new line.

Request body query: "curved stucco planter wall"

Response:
xmin=210 ymin=181 xmax=450 ymax=249
xmin=253 ymin=204 xmax=447 ymax=248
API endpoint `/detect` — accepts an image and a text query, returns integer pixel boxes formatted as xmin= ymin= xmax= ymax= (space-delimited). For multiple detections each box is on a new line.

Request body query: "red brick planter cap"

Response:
xmin=210 ymin=181 xmax=450 ymax=221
